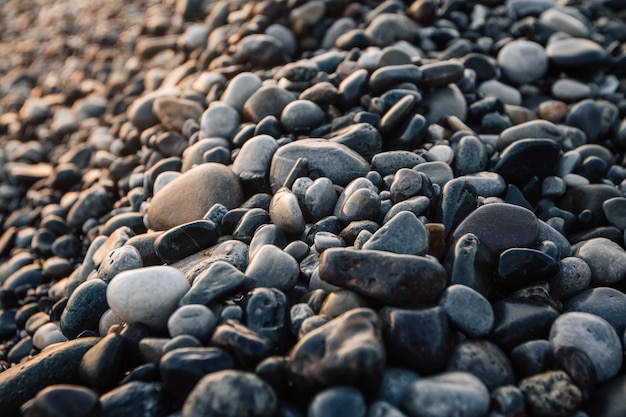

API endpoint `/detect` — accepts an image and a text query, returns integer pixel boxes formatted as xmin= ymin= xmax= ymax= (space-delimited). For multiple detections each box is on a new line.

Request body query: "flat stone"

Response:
xmin=153 ymin=96 xmax=203 ymax=132
xmin=269 ymin=139 xmax=370 ymax=192
xmin=546 ymin=38 xmax=608 ymax=68
xmin=147 ymin=163 xmax=243 ymax=231
xmin=0 ymin=338 xmax=99 ymax=416
xmin=243 ymin=85 xmax=295 ymax=123
xmin=494 ymin=138 xmax=561 ymax=187
xmin=492 ymin=299 xmax=559 ymax=352
xmin=421 ymin=83 xmax=467 ymax=123
xmin=451 ymin=203 xmax=539 ymax=256
xmin=320 ymin=248 xmax=447 ymax=307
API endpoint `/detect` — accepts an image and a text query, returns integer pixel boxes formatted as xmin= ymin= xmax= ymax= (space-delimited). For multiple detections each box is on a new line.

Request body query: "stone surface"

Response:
xmin=319 ymin=248 xmax=447 ymax=307
xmin=147 ymin=163 xmax=243 ymax=231
xmin=106 ymin=266 xmax=190 ymax=331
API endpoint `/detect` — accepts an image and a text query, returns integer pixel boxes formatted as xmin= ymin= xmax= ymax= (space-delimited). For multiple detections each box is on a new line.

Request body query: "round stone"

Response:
xmin=167 ymin=304 xmax=218 ymax=342
xmin=106 ymin=266 xmax=190 ymax=331
xmin=575 ymin=238 xmax=626 ymax=284
xmin=439 ymin=284 xmax=494 ymax=337
xmin=497 ymin=40 xmax=548 ymax=85
xmin=280 ymin=100 xmax=325 ymax=133
xmin=308 ymin=386 xmax=366 ymax=417
xmin=549 ymin=312 xmax=622 ymax=384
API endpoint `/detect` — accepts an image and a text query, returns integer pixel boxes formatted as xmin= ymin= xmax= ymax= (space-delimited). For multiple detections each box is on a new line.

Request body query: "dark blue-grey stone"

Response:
xmin=381 ymin=306 xmax=452 ymax=374
xmin=3 ymin=264 xmax=44 ymax=292
xmin=441 ymin=179 xmax=479 ymax=237
xmin=496 ymin=248 xmax=560 ymax=289
xmin=66 ymin=185 xmax=112 ymax=230
xmin=60 ymin=279 xmax=109 ymax=339
xmin=371 ymin=152 xmax=424 ymax=178
xmin=245 ymin=288 xmax=288 ymax=348
xmin=0 ymin=337 xmax=99 ymax=417
xmin=99 ymin=381 xmax=165 ymax=417
xmin=452 ymin=135 xmax=488 ymax=176
xmin=546 ymin=37 xmax=608 ymax=68
xmin=362 ymin=211 xmax=428 ymax=255
xmin=439 ymin=284 xmax=494 ymax=337
xmin=444 ymin=233 xmax=495 ymax=298
xmin=183 ymin=370 xmax=277 ymax=417
xmin=494 ymin=139 xmax=561 ymax=187
xmin=492 ymin=299 xmax=559 ymax=352
xmin=329 ymin=123 xmax=383 ymax=162
xmin=180 ymin=261 xmax=250 ymax=306
xmin=79 ymin=333 xmax=132 ymax=392
xmin=211 ymin=320 xmax=272 ymax=368
xmin=23 ymin=384 xmax=100 ymax=417
xmin=562 ymin=287 xmax=626 ymax=334
xmin=154 ymin=220 xmax=219 ymax=264
xmin=369 ymin=64 xmax=422 ymax=94
xmin=566 ymin=99 xmax=602 ymax=143
xmin=446 ymin=340 xmax=515 ymax=390
xmin=320 ymin=248 xmax=446 ymax=307
xmin=159 ymin=347 xmax=234 ymax=402
xmin=338 ymin=69 xmax=369 ymax=108
xmin=233 ymin=208 xmax=271 ymax=245
xmin=308 ymin=386 xmax=366 ymax=417
xmin=511 ymin=339 xmax=553 ymax=378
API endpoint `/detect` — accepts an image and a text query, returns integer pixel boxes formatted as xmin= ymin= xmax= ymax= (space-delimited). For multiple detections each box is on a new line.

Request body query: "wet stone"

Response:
xmin=66 ymin=184 xmax=112 ymax=231
xmin=210 ymin=320 xmax=272 ymax=368
xmin=402 ymin=372 xmax=490 ymax=417
xmin=602 ymin=197 xmax=626 ymax=230
xmin=288 ymin=308 xmax=384 ymax=394
xmin=249 ymin=224 xmax=287 ymax=260
xmin=280 ymin=100 xmax=325 ymax=133
xmin=452 ymin=135 xmax=488 ymax=176
xmin=79 ymin=333 xmax=132 ymax=392
xmin=60 ymin=279 xmax=109 ymax=339
xmin=497 ymin=248 xmax=560 ymax=289
xmin=320 ymin=248 xmax=446 ymax=307
xmin=546 ymin=37 xmax=608 ymax=69
xmin=232 ymin=134 xmax=278 ymax=177
xmin=99 ymin=381 xmax=164 ymax=417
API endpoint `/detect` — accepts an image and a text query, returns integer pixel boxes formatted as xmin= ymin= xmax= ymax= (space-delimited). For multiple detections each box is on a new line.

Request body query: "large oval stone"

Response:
xmin=106 ymin=266 xmax=190 ymax=331
xmin=147 ymin=163 xmax=242 ymax=231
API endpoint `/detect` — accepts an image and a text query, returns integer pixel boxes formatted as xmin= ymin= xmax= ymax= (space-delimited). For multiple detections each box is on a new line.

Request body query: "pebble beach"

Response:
xmin=1 ymin=0 xmax=626 ymax=416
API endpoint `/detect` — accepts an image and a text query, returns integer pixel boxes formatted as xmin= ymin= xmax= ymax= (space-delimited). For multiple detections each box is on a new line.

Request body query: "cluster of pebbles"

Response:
xmin=2 ymin=0 xmax=626 ymax=415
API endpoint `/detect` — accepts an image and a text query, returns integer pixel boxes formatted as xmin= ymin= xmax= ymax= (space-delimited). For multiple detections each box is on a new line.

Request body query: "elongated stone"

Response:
xmin=319 ymin=248 xmax=447 ymax=306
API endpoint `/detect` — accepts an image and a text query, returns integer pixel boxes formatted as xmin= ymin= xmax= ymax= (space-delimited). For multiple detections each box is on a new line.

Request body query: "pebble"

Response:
xmin=546 ymin=37 xmax=608 ymax=69
xmin=221 ymin=72 xmax=263 ymax=112
xmin=59 ymin=279 xmax=109 ymax=339
xmin=106 ymin=266 xmax=190 ymax=331
xmin=0 ymin=337 xmax=99 ymax=416
xmin=439 ymin=284 xmax=494 ymax=337
xmin=23 ymin=384 xmax=100 ymax=417
xmin=497 ymin=40 xmax=548 ymax=85
xmin=320 ymin=248 xmax=446 ymax=306
xmin=575 ymin=238 xmax=626 ymax=284
xmin=99 ymin=381 xmax=164 ymax=417
xmin=519 ymin=370 xmax=583 ymax=417
xmin=245 ymin=244 xmax=299 ymax=292
xmin=362 ymin=211 xmax=428 ymax=255
xmin=308 ymin=386 xmax=366 ymax=417
xmin=243 ymin=85 xmax=295 ymax=123
xmin=550 ymin=312 xmax=622 ymax=384
xmin=563 ymin=287 xmax=626 ymax=335
xmin=478 ymin=79 xmax=522 ymax=106
xmin=492 ymin=299 xmax=559 ymax=352
xmin=269 ymin=139 xmax=369 ymax=192
xmin=402 ymin=372 xmax=490 ymax=417
xmin=549 ymin=256 xmax=592 ymax=300
xmin=147 ymin=163 xmax=243 ymax=231
xmin=159 ymin=347 xmax=234 ymax=402
xmin=288 ymin=308 xmax=384 ymax=394
xmin=167 ymin=304 xmax=217 ymax=342
xmin=80 ymin=333 xmax=132 ymax=392
xmin=451 ymin=203 xmax=539 ymax=256
xmin=447 ymin=339 xmax=515 ymax=390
